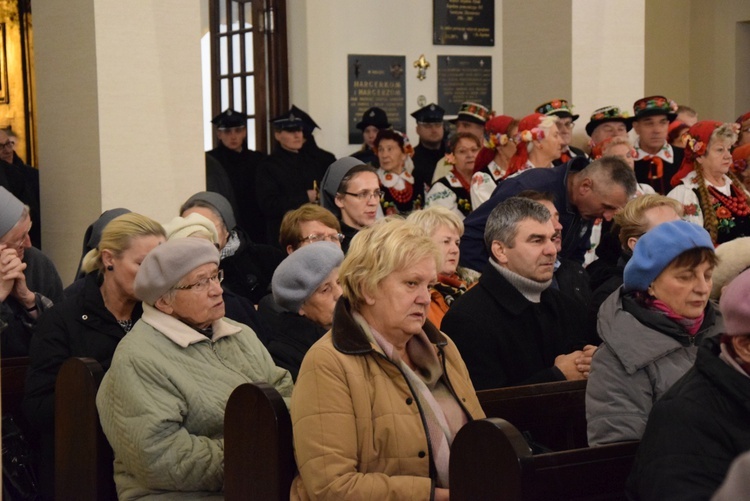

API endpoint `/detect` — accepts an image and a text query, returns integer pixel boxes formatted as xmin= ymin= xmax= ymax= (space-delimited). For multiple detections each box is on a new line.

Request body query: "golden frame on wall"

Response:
xmin=0 ymin=23 xmax=7 ymax=104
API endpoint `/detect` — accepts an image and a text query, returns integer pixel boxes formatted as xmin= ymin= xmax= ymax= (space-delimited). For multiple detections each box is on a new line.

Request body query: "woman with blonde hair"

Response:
xmin=407 ymin=206 xmax=471 ymax=328
xmin=668 ymin=121 xmax=749 ymax=244
xmin=291 ymin=217 xmax=484 ymax=501
xmin=23 ymin=212 xmax=165 ymax=494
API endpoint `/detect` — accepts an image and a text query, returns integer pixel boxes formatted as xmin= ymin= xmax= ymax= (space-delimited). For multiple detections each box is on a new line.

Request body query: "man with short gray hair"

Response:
xmin=0 ymin=187 xmax=63 ymax=356
xmin=441 ymin=197 xmax=595 ymax=390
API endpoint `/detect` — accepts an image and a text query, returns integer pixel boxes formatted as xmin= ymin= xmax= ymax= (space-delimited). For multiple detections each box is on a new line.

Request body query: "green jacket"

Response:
xmin=96 ymin=304 xmax=293 ymax=500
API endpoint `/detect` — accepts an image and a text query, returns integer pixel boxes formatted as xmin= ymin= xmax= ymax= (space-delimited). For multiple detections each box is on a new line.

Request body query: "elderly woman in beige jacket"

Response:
xmin=96 ymin=238 xmax=292 ymax=499
xmin=290 ymin=218 xmax=484 ymax=501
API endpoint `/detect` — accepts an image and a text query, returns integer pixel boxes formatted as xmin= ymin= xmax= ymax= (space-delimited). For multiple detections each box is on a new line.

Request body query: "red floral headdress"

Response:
xmin=505 ymin=113 xmax=546 ymax=178
xmin=670 ymin=120 xmax=724 ymax=187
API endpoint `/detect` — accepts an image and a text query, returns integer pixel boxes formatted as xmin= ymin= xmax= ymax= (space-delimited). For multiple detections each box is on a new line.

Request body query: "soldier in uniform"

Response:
xmin=205 ymin=108 xmax=268 ymax=244
xmin=256 ymin=109 xmax=329 ymax=248
xmin=350 ymin=107 xmax=391 ymax=165
xmin=410 ymin=103 xmax=446 ymax=190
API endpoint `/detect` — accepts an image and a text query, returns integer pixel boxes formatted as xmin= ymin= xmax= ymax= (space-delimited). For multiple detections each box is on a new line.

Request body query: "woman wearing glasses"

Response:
xmin=97 ymin=238 xmax=292 ymax=499
xmin=23 ymin=212 xmax=165 ymax=496
xmin=320 ymin=157 xmax=383 ymax=252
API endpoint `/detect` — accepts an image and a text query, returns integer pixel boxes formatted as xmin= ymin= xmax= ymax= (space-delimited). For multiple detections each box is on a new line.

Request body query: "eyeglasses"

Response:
xmin=300 ymin=233 xmax=345 ymax=244
xmin=0 ymin=219 xmax=32 ymax=251
xmin=0 ymin=140 xmax=14 ymax=149
xmin=173 ymin=270 xmax=224 ymax=292
xmin=343 ymin=190 xmax=383 ymax=201
xmin=557 ymin=121 xmax=576 ymax=130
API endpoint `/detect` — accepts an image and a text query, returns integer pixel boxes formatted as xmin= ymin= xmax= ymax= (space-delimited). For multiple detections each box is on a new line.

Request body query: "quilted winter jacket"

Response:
xmin=586 ymin=287 xmax=721 ymax=445
xmin=96 ymin=304 xmax=293 ymax=500
xmin=290 ymin=298 xmax=485 ymax=501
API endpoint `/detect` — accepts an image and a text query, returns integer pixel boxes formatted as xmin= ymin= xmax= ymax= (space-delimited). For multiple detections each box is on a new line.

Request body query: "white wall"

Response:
xmin=35 ymin=0 xmax=205 ymax=284
xmin=287 ymin=0 xmax=504 ymax=158
xmin=571 ymin=0 xmax=645 ymax=148
xmin=288 ymin=1 xmax=647 ymax=156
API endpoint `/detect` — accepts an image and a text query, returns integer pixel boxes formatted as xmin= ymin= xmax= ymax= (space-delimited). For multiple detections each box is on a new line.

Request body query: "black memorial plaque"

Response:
xmin=437 ymin=56 xmax=492 ymax=115
xmin=433 ymin=0 xmax=494 ymax=46
xmin=348 ymin=55 xmax=406 ymax=145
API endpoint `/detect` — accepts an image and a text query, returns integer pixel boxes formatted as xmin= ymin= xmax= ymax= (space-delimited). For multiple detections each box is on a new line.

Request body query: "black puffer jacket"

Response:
xmin=627 ymin=336 xmax=750 ymax=500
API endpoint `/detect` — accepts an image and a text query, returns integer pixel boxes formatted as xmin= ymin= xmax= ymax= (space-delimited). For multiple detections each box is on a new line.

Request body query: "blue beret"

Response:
xmin=623 ymin=220 xmax=714 ymax=292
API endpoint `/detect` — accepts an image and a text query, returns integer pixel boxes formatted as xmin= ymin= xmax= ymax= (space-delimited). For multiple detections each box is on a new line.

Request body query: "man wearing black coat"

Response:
xmin=206 ymin=108 xmax=268 ymax=244
xmin=441 ymin=197 xmax=593 ymax=390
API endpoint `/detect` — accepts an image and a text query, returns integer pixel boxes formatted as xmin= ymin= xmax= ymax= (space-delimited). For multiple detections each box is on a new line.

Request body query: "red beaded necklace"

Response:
xmin=707 ymin=184 xmax=750 ymax=217
xmin=387 ymin=180 xmax=414 ymax=204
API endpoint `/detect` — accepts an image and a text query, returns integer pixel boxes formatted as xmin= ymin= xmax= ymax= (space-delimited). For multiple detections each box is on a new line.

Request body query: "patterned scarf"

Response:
xmin=638 ymin=293 xmax=705 ymax=337
xmin=433 ymin=273 xmax=468 ymax=307
xmin=368 ymin=326 xmax=461 ymax=488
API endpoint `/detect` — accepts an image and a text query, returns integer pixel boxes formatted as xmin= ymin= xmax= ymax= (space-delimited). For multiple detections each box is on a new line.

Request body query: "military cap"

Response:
xmin=211 ymin=108 xmax=248 ymax=129
xmin=270 ymin=108 xmax=305 ymax=131
xmin=411 ymin=103 xmax=445 ymax=124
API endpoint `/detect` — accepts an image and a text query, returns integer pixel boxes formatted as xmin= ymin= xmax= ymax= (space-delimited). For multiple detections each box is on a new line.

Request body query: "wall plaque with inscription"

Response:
xmin=437 ymin=56 xmax=492 ymax=115
xmin=433 ymin=0 xmax=494 ymax=46
xmin=348 ymin=54 xmax=406 ymax=145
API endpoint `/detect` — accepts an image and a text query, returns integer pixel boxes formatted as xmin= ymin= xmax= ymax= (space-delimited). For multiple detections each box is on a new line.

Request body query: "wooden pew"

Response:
xmin=477 ymin=380 xmax=588 ymax=451
xmin=1 ymin=356 xmax=30 ymax=417
xmin=55 ymin=357 xmax=116 ymax=501
xmin=450 ymin=417 xmax=639 ymax=501
xmin=224 ymin=381 xmax=295 ymax=501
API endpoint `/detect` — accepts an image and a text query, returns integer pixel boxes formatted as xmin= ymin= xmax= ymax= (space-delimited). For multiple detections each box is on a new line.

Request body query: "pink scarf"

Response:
xmin=642 ymin=296 xmax=705 ymax=337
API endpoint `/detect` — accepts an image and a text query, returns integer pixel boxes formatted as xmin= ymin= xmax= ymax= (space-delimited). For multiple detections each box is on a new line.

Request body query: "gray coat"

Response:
xmin=585 ymin=287 xmax=721 ymax=445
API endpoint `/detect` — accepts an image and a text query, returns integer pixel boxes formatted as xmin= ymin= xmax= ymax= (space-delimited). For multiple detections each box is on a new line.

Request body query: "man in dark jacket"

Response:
xmin=256 ymin=109 xmax=329 ymax=247
xmin=0 ymin=129 xmax=42 ymax=248
xmin=206 ymin=108 xmax=268 ymax=244
xmin=410 ymin=103 xmax=446 ymax=188
xmin=628 ymin=267 xmax=750 ymax=500
xmin=441 ymin=197 xmax=594 ymax=390
xmin=460 ymin=156 xmax=636 ymax=271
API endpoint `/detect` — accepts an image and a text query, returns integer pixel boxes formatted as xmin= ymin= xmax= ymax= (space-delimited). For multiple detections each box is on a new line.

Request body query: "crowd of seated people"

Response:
xmin=3 ymin=97 xmax=750 ymax=500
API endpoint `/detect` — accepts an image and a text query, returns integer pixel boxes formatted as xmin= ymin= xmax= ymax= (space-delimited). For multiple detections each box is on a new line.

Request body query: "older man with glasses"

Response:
xmin=535 ymin=99 xmax=587 ymax=164
xmin=96 ymin=237 xmax=292 ymax=500
xmin=0 ymin=187 xmax=63 ymax=356
xmin=0 ymin=128 xmax=42 ymax=247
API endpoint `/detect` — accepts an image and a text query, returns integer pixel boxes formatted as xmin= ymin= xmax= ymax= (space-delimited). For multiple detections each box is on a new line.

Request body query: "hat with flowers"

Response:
xmin=535 ymin=99 xmax=579 ymax=121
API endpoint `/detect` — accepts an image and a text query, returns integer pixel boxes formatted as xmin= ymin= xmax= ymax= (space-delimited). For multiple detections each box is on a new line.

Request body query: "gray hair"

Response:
xmin=484 ymin=197 xmax=551 ymax=254
xmin=578 ymin=156 xmax=638 ymax=199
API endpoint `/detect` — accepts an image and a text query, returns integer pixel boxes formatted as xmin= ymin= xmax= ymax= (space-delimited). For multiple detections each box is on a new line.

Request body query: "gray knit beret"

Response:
xmin=134 ymin=238 xmax=220 ymax=305
xmin=182 ymin=191 xmax=237 ymax=230
xmin=0 ymin=186 xmax=24 ymax=238
xmin=272 ymin=242 xmax=344 ymax=313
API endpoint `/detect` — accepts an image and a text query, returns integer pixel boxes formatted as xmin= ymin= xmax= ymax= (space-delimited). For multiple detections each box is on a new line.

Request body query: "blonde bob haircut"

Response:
xmin=81 ymin=213 xmax=166 ymax=275
xmin=406 ymin=205 xmax=464 ymax=238
xmin=613 ymin=194 xmax=683 ymax=251
xmin=340 ymin=216 xmax=441 ymax=310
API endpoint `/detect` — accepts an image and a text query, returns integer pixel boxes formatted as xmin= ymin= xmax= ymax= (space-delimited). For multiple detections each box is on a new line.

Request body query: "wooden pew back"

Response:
xmin=224 ymin=381 xmax=295 ymax=501
xmin=1 ymin=356 xmax=30 ymax=417
xmin=450 ymin=417 xmax=639 ymax=501
xmin=477 ymin=380 xmax=588 ymax=450
xmin=55 ymin=357 xmax=116 ymax=501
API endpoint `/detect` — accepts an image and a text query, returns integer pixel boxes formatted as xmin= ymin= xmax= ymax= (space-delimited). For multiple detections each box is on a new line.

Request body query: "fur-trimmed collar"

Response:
xmin=141 ymin=303 xmax=242 ymax=348
xmin=331 ymin=297 xmax=447 ymax=355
